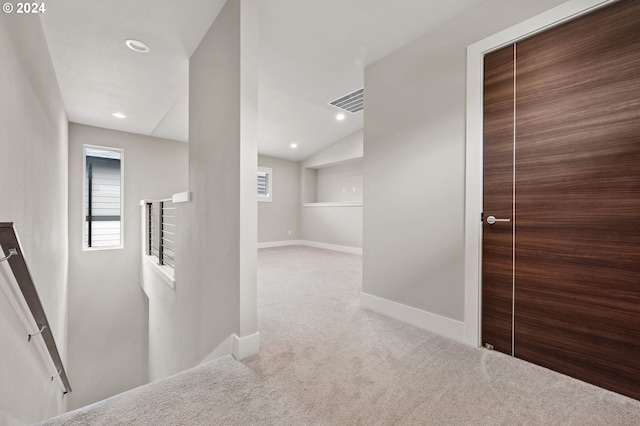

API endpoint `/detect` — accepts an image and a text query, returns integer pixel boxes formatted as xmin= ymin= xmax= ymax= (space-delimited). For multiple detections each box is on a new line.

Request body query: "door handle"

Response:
xmin=486 ymin=215 xmax=511 ymax=225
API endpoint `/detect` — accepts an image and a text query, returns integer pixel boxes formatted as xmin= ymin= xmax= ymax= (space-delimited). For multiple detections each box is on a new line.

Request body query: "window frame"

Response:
xmin=82 ymin=144 xmax=124 ymax=251
xmin=257 ymin=166 xmax=273 ymax=203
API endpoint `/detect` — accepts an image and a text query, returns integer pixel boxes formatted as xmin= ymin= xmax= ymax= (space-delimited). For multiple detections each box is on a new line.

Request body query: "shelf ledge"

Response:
xmin=303 ymin=202 xmax=363 ymax=207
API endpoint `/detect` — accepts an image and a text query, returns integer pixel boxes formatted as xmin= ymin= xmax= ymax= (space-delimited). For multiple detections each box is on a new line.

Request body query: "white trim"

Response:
xmin=464 ymin=0 xmax=616 ymax=347
xmin=257 ymin=239 xmax=362 ymax=255
xmin=300 ymin=240 xmax=362 ymax=255
xmin=232 ymin=332 xmax=260 ymax=360
xmin=82 ymin=144 xmax=124 ymax=251
xmin=198 ymin=335 xmax=234 ymax=365
xmin=143 ymin=255 xmax=175 ymax=289
xmin=303 ymin=202 xmax=363 ymax=207
xmin=172 ymin=191 xmax=190 ymax=204
xmin=197 ymin=332 xmax=261 ymax=364
xmin=360 ymin=292 xmax=465 ymax=342
xmin=257 ymin=240 xmax=302 ymax=249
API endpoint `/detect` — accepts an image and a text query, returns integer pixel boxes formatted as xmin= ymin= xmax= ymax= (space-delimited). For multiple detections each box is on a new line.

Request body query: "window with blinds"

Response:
xmin=258 ymin=167 xmax=272 ymax=202
xmin=84 ymin=146 xmax=123 ymax=249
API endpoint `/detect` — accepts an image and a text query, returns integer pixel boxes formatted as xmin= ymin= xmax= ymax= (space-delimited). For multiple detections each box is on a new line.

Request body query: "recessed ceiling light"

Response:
xmin=112 ymin=112 xmax=126 ymax=119
xmin=125 ymin=39 xmax=151 ymax=53
xmin=290 ymin=143 xmax=298 ymax=149
xmin=336 ymin=113 xmax=346 ymax=121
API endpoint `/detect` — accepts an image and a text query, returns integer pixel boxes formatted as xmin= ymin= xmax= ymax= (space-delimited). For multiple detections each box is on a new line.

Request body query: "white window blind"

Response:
xmin=257 ymin=172 xmax=268 ymax=196
xmin=257 ymin=167 xmax=272 ymax=202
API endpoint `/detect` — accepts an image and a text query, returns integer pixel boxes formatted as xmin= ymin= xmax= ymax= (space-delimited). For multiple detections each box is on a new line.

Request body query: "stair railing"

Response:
xmin=0 ymin=222 xmax=71 ymax=396
xmin=145 ymin=199 xmax=176 ymax=272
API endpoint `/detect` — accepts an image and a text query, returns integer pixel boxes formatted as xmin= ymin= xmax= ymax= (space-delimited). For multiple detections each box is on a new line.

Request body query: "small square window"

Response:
xmin=257 ymin=167 xmax=272 ymax=202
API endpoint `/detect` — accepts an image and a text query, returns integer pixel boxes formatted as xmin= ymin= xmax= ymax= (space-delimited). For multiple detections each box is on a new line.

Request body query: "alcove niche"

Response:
xmin=303 ymin=157 xmax=363 ymax=206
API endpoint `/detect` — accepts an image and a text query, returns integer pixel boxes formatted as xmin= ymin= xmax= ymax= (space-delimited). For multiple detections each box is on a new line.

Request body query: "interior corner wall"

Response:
xmin=315 ymin=159 xmax=363 ymax=204
xmin=175 ymin=0 xmax=258 ymax=369
xmin=258 ymin=155 xmax=300 ymax=243
xmin=67 ymin=124 xmax=188 ymax=410
xmin=300 ymin=130 xmax=363 ymax=249
xmin=303 ymin=130 xmax=364 ymax=169
xmin=363 ymin=0 xmax=566 ymax=324
xmin=0 ymin=13 xmax=69 ymax=424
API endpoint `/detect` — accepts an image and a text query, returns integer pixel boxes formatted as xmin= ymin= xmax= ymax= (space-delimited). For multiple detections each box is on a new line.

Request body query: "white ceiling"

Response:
xmin=40 ymin=0 xmax=486 ymax=162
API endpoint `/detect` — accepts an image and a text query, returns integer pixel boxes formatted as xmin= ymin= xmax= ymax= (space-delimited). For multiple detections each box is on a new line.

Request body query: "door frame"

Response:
xmin=463 ymin=0 xmax=616 ymax=347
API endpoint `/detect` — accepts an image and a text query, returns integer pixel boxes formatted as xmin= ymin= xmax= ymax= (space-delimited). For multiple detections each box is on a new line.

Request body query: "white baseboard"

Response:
xmin=299 ymin=240 xmax=362 ymax=255
xmin=258 ymin=239 xmax=362 ymax=255
xmin=0 ymin=409 xmax=27 ymax=426
xmin=198 ymin=335 xmax=234 ymax=366
xmin=360 ymin=292 xmax=465 ymax=342
xmin=232 ymin=332 xmax=260 ymax=360
xmin=198 ymin=332 xmax=260 ymax=364
xmin=257 ymin=240 xmax=302 ymax=249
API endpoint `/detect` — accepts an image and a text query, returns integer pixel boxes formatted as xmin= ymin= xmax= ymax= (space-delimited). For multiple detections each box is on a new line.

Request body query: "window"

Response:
xmin=84 ymin=146 xmax=123 ymax=249
xmin=257 ymin=167 xmax=272 ymax=202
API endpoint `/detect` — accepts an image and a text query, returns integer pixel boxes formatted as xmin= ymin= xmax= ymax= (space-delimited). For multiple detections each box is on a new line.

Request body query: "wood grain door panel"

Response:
xmin=482 ymin=0 xmax=640 ymax=400
xmin=482 ymin=45 xmax=514 ymax=355
xmin=514 ymin=0 xmax=640 ymax=400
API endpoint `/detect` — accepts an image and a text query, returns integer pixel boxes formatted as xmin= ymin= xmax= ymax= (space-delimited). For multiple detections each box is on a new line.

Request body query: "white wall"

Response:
xmin=300 ymin=130 xmax=363 ymax=249
xmin=363 ymin=0 xmax=567 ymax=331
xmin=303 ymin=130 xmax=364 ymax=169
xmin=142 ymin=255 xmax=181 ymax=382
xmin=164 ymin=0 xmax=258 ymax=376
xmin=0 ymin=13 xmax=69 ymax=425
xmin=67 ymin=124 xmax=188 ymax=410
xmin=316 ymin=159 xmax=363 ymax=203
xmin=258 ymin=155 xmax=300 ymax=243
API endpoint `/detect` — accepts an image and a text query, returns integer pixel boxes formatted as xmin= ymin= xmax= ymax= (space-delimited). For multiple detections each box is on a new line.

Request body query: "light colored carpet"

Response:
xmin=40 ymin=246 xmax=640 ymax=425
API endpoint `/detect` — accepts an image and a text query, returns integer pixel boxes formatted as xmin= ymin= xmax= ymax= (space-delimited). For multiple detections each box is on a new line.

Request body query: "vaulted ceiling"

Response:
xmin=40 ymin=0 xmax=486 ymax=161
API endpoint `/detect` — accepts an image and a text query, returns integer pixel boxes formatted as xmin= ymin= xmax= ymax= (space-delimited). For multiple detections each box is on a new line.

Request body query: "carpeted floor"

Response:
xmin=41 ymin=246 xmax=640 ymax=425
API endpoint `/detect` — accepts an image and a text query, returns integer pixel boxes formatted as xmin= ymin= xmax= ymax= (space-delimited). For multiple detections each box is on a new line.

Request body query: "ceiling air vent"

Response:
xmin=329 ymin=88 xmax=364 ymax=113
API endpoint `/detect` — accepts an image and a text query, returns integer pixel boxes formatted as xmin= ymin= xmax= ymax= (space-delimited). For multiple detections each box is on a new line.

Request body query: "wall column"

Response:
xmin=176 ymin=0 xmax=259 ymax=366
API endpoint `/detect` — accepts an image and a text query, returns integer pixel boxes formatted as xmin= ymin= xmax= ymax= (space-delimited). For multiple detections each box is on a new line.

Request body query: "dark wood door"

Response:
xmin=483 ymin=0 xmax=640 ymax=400
xmin=482 ymin=45 xmax=514 ymax=356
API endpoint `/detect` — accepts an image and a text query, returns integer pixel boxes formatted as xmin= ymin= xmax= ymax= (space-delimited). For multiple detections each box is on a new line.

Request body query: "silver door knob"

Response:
xmin=486 ymin=215 xmax=511 ymax=225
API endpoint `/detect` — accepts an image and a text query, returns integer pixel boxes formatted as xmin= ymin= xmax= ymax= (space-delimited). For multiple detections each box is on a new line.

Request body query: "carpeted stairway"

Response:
xmin=40 ymin=246 xmax=640 ymax=425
